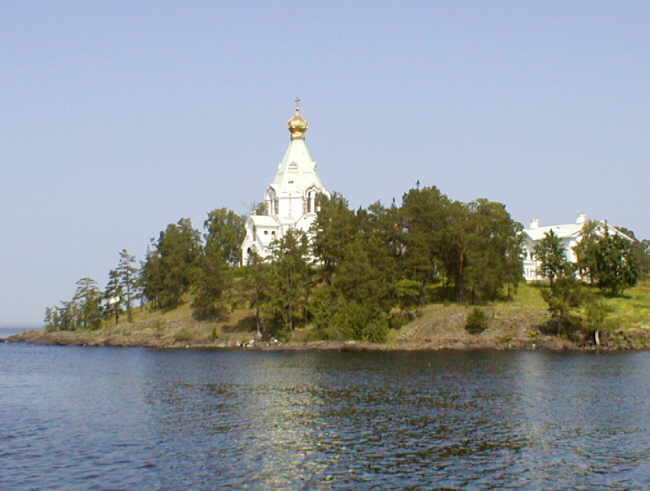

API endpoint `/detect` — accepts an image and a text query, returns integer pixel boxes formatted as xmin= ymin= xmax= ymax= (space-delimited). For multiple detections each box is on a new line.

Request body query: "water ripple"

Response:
xmin=3 ymin=346 xmax=650 ymax=488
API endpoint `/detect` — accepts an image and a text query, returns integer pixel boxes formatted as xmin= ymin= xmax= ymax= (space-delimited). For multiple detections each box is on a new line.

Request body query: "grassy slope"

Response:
xmin=9 ymin=278 xmax=650 ymax=350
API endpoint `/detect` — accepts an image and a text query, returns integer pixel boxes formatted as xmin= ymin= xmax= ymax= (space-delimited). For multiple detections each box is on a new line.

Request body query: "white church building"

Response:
xmin=522 ymin=213 xmax=631 ymax=281
xmin=241 ymin=103 xmax=330 ymax=264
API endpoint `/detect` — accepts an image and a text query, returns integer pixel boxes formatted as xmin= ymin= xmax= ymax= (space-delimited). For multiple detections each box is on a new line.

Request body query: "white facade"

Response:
xmin=241 ymin=106 xmax=329 ymax=264
xmin=522 ymin=213 xmax=630 ymax=281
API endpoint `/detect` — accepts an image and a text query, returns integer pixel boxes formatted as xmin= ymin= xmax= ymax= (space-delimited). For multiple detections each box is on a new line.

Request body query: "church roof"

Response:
xmin=523 ymin=215 xmax=632 ymax=242
xmin=524 ymin=223 xmax=582 ymax=241
xmin=269 ymin=112 xmax=327 ymax=195
xmin=248 ymin=215 xmax=279 ymax=227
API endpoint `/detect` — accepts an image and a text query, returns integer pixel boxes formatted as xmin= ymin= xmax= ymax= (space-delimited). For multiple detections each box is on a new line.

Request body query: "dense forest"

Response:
xmin=45 ymin=185 xmax=649 ymax=342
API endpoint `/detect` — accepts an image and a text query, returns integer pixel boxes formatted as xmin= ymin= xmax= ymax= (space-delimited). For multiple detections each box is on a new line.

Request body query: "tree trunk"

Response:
xmin=255 ymin=305 xmax=263 ymax=338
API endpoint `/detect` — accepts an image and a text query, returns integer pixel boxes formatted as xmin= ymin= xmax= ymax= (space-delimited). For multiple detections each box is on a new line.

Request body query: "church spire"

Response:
xmin=288 ymin=97 xmax=309 ymax=140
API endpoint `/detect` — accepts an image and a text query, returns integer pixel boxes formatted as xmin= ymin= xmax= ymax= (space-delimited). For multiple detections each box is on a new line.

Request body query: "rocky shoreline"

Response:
xmin=7 ymin=326 xmax=650 ymax=352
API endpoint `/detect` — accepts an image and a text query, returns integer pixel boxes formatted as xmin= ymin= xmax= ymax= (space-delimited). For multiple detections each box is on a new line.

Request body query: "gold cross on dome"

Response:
xmin=295 ymin=97 xmax=302 ymax=112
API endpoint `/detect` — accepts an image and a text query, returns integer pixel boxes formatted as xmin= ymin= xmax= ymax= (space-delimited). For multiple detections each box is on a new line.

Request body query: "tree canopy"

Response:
xmin=48 ymin=183 xmax=650 ymax=346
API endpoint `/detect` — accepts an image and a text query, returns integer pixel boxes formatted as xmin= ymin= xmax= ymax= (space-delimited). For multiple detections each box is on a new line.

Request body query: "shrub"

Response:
xmin=309 ymin=287 xmax=388 ymax=342
xmin=388 ymin=311 xmax=413 ymax=330
xmin=583 ymin=294 xmax=614 ymax=335
xmin=465 ymin=307 xmax=488 ymax=335
xmin=362 ymin=320 xmax=389 ymax=343
xmin=541 ymin=276 xmax=586 ymax=321
xmin=395 ymin=279 xmax=422 ymax=311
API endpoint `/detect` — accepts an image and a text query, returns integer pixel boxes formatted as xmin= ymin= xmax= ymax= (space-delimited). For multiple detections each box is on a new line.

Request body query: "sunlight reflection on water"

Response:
xmin=2 ymin=346 xmax=650 ymax=488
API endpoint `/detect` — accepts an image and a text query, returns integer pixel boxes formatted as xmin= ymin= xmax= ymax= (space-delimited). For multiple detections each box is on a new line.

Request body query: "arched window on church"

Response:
xmin=305 ymin=187 xmax=318 ymax=214
xmin=266 ymin=188 xmax=278 ymax=216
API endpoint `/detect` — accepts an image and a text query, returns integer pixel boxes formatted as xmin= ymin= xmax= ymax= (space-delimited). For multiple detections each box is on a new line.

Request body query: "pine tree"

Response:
xmin=73 ymin=277 xmax=103 ymax=330
xmin=311 ymin=193 xmax=358 ymax=285
xmin=104 ymin=268 xmax=124 ymax=324
xmin=116 ymin=249 xmax=139 ymax=322
xmin=192 ymin=241 xmax=229 ymax=320
xmin=141 ymin=218 xmax=201 ymax=309
xmin=400 ymin=186 xmax=451 ymax=287
xmin=264 ymin=229 xmax=313 ymax=334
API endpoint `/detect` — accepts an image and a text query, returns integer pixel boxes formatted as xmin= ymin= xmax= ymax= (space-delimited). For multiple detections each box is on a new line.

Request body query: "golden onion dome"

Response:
xmin=288 ymin=100 xmax=309 ymax=140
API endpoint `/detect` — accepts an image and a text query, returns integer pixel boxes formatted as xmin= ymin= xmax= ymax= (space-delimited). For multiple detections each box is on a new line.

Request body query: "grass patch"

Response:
xmin=603 ymin=278 xmax=650 ymax=329
xmin=173 ymin=328 xmax=194 ymax=343
xmin=493 ymin=283 xmax=548 ymax=312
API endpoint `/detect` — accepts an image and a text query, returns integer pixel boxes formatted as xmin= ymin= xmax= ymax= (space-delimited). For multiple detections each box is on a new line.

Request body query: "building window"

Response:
xmin=306 ymin=189 xmax=316 ymax=213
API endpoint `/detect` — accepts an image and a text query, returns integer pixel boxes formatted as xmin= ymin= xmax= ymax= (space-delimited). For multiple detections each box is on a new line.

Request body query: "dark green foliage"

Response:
xmin=240 ymin=251 xmax=271 ymax=337
xmin=309 ymin=197 xmax=399 ymax=342
xmin=465 ymin=307 xmax=489 ymax=335
xmin=540 ymin=274 xmax=586 ymax=338
xmin=614 ymin=227 xmax=650 ymax=274
xmin=332 ymin=235 xmax=395 ymax=312
xmin=400 ymin=186 xmax=449 ymax=286
xmin=44 ymin=185 xmax=526 ymax=346
xmin=191 ymin=242 xmax=229 ymax=320
xmin=400 ymin=188 xmax=523 ymax=303
xmin=573 ymin=220 xmax=602 ymax=285
xmin=640 ymin=239 xmax=650 ymax=274
xmin=141 ymin=218 xmax=201 ymax=310
xmin=583 ymin=294 xmax=614 ymax=334
xmin=192 ymin=208 xmax=245 ymax=319
xmin=458 ymin=199 xmax=524 ymax=303
xmin=310 ymin=193 xmax=358 ymax=285
xmin=116 ymin=249 xmax=140 ymax=322
xmin=575 ymin=223 xmax=640 ymax=296
xmin=395 ymin=279 xmax=422 ymax=312
xmin=534 ymin=229 xmax=569 ymax=287
xmin=203 ymin=208 xmax=246 ymax=266
xmin=540 ymin=277 xmax=616 ymax=344
xmin=104 ymin=268 xmax=123 ymax=324
xmin=264 ymin=229 xmax=313 ymax=334
xmin=44 ymin=277 xmax=102 ymax=331
xmin=593 ymin=232 xmax=639 ymax=296
xmin=309 ymin=287 xmax=388 ymax=342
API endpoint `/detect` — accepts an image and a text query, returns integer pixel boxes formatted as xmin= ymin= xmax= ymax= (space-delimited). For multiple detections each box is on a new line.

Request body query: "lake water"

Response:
xmin=3 ymin=330 xmax=650 ymax=488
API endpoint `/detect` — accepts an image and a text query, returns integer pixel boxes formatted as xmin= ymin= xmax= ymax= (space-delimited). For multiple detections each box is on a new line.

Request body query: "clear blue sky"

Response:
xmin=2 ymin=2 xmax=649 ymax=326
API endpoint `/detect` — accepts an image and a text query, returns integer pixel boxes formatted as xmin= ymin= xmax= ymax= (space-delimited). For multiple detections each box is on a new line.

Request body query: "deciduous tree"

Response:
xmin=204 ymin=208 xmax=246 ymax=266
xmin=534 ymin=229 xmax=568 ymax=287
